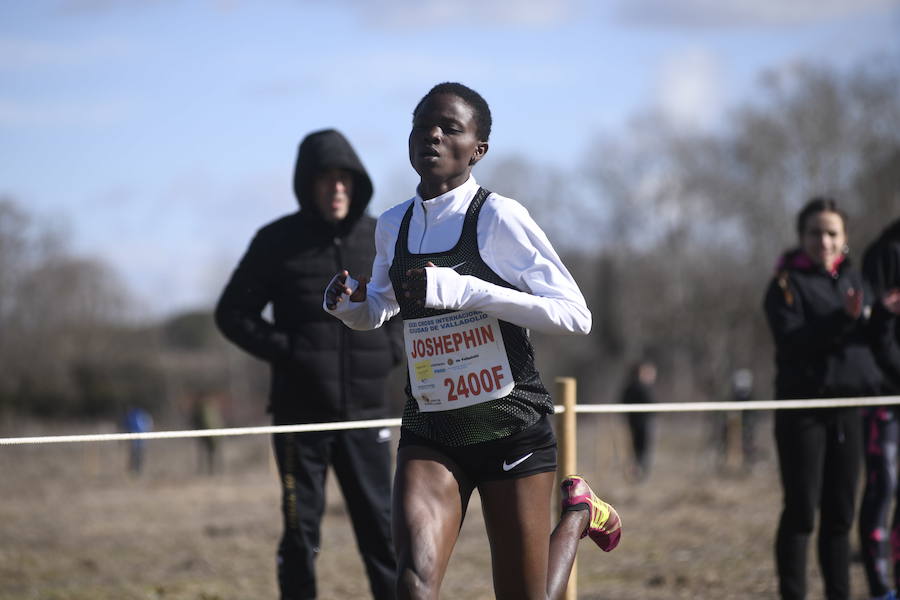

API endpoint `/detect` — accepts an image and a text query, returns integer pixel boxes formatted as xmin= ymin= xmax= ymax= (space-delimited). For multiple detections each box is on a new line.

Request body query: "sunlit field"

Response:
xmin=0 ymin=412 xmax=874 ymax=599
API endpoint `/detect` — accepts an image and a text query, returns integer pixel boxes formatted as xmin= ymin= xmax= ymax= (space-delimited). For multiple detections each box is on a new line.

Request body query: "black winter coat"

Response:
xmin=215 ymin=129 xmax=403 ymax=424
xmin=763 ymin=249 xmax=883 ymax=400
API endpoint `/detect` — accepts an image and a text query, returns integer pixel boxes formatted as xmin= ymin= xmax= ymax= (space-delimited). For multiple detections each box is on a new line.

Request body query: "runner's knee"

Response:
xmin=396 ymin=564 xmax=438 ymax=600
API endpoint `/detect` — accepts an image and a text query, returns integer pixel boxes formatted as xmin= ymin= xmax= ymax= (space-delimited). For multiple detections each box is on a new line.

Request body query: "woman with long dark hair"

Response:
xmin=764 ymin=197 xmax=884 ymax=599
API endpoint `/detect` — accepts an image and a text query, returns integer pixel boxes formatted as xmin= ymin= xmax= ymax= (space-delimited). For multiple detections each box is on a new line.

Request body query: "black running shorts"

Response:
xmin=398 ymin=415 xmax=558 ymax=483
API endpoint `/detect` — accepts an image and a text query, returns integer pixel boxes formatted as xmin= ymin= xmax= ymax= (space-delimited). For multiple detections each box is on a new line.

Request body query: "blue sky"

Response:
xmin=2 ymin=0 xmax=898 ymax=318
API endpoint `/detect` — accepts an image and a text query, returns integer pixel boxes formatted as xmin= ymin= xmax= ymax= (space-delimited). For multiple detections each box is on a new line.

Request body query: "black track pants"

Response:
xmin=774 ymin=409 xmax=861 ymax=600
xmin=627 ymin=413 xmax=654 ymax=475
xmin=273 ymin=428 xmax=396 ymax=600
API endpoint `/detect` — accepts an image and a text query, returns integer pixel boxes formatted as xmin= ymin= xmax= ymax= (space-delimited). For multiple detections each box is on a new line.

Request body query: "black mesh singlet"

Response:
xmin=388 ymin=187 xmax=553 ymax=447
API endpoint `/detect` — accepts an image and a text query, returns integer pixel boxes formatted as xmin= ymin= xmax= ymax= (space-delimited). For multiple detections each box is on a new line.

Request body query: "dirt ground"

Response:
xmin=0 ymin=412 xmax=877 ymax=599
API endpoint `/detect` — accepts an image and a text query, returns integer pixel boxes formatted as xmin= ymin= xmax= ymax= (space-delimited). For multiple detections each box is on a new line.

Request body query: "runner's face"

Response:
xmin=409 ymin=93 xmax=486 ymax=194
xmin=800 ymin=210 xmax=846 ymax=270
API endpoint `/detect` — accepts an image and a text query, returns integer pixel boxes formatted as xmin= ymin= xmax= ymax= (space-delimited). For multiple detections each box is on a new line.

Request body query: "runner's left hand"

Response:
xmin=403 ymin=262 xmax=435 ymax=306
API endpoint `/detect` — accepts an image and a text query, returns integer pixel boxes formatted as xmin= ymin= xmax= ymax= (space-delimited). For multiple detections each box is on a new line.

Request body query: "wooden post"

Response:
xmin=555 ymin=377 xmax=578 ymax=600
xmin=557 ymin=377 xmax=577 ymax=480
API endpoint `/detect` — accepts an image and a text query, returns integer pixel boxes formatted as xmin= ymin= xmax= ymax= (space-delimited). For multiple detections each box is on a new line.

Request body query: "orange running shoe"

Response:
xmin=560 ymin=475 xmax=622 ymax=551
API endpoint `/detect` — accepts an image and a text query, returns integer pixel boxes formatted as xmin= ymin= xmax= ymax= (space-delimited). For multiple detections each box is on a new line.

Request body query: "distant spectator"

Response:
xmin=712 ymin=368 xmax=758 ymax=470
xmin=620 ymin=359 xmax=657 ymax=481
xmin=731 ymin=368 xmax=759 ymax=467
xmin=191 ymin=394 xmax=225 ymax=475
xmin=763 ymin=197 xmax=884 ymax=600
xmin=123 ymin=407 xmax=153 ymax=475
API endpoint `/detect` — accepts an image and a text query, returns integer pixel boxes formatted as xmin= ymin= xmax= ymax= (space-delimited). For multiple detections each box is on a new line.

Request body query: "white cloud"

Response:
xmin=359 ymin=0 xmax=585 ymax=29
xmin=0 ymin=36 xmax=132 ymax=70
xmin=53 ymin=0 xmax=584 ymax=28
xmin=0 ymin=35 xmax=137 ymax=127
xmin=655 ymin=48 xmax=723 ymax=131
xmin=618 ymin=0 xmax=897 ymax=27
xmin=55 ymin=0 xmax=178 ymax=16
xmin=246 ymin=49 xmax=501 ymax=112
xmin=0 ymin=98 xmax=133 ymax=127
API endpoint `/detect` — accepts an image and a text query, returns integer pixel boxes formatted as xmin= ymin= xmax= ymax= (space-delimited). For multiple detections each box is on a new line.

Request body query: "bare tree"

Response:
xmin=0 ymin=197 xmax=160 ymax=417
xmin=579 ymin=54 xmax=900 ymax=403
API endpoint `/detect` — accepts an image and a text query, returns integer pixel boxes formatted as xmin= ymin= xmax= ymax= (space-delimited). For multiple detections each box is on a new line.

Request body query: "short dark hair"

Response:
xmin=795 ymin=196 xmax=847 ymax=235
xmin=413 ymin=82 xmax=492 ymax=142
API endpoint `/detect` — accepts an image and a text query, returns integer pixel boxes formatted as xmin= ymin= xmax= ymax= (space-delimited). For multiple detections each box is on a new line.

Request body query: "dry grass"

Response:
xmin=0 ymin=413 xmax=875 ymax=599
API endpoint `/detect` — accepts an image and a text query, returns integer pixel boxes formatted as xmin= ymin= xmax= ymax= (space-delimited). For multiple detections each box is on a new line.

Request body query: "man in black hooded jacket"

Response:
xmin=215 ymin=129 xmax=401 ymax=600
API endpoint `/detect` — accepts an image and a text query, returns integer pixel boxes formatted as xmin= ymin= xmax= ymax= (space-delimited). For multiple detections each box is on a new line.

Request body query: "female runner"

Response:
xmin=325 ymin=82 xmax=620 ymax=599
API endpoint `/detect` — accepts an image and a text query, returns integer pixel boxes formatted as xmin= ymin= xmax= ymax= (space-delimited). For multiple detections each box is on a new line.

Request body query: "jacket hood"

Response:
xmin=293 ymin=129 xmax=373 ymax=230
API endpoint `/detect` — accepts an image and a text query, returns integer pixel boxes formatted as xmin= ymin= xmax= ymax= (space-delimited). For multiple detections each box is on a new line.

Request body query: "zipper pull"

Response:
xmin=417 ymin=202 xmax=428 ymax=253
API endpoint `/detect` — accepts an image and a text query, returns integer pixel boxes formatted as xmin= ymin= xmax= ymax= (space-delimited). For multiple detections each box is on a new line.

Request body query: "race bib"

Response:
xmin=404 ymin=310 xmax=514 ymax=412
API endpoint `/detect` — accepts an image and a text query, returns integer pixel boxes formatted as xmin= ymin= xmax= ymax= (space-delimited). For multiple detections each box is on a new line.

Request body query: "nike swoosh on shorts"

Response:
xmin=502 ymin=452 xmax=535 ymax=471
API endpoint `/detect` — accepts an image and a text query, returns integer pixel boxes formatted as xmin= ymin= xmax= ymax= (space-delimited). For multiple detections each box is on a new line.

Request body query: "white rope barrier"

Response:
xmin=0 ymin=418 xmax=402 ymax=446
xmin=571 ymin=395 xmax=900 ymax=414
xmin=2 ymin=395 xmax=899 ymax=446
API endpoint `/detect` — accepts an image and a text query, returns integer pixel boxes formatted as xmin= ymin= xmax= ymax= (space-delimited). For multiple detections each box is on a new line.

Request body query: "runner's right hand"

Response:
xmin=325 ymin=270 xmax=368 ymax=310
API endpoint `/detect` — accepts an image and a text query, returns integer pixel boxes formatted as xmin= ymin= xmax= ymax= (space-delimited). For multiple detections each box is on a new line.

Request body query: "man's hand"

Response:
xmin=325 ymin=270 xmax=369 ymax=310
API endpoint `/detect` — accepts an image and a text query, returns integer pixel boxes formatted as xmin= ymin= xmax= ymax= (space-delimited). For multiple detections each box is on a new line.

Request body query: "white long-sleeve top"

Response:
xmin=324 ymin=176 xmax=591 ymax=335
